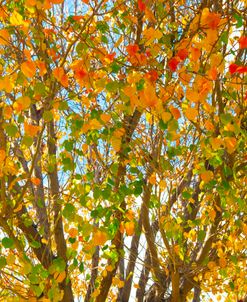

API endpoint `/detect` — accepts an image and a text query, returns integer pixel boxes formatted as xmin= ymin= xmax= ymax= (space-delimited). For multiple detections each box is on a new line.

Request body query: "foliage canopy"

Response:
xmin=0 ymin=0 xmax=247 ymax=301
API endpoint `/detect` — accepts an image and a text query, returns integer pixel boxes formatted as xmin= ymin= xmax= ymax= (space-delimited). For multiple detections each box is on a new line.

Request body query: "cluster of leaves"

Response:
xmin=0 ymin=0 xmax=246 ymax=301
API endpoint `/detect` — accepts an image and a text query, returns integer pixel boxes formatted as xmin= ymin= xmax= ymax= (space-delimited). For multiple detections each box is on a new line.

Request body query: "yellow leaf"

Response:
xmin=6 ymin=253 xmax=15 ymax=265
xmin=10 ymin=11 xmax=24 ymax=26
xmin=41 ymin=238 xmax=48 ymax=244
xmin=161 ymin=112 xmax=172 ymax=123
xmin=211 ymin=137 xmax=224 ymax=150
xmin=184 ymin=107 xmax=198 ymax=122
xmin=149 ymin=173 xmax=156 ymax=185
xmin=204 ymin=120 xmax=214 ymax=131
xmin=89 ymin=119 xmax=102 ymax=130
xmin=14 ymin=96 xmax=31 ymax=112
xmin=91 ymin=288 xmax=100 ymax=298
xmin=22 ymin=262 xmax=32 ymax=274
xmin=113 ymin=277 xmax=124 ymax=288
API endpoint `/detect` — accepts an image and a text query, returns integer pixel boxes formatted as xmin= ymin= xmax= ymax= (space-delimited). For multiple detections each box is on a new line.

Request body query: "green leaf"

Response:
xmin=0 ymin=256 xmax=7 ymax=269
xmin=63 ymin=203 xmax=76 ymax=220
xmin=5 ymin=124 xmax=18 ymax=137
xmin=106 ymin=81 xmax=119 ymax=93
xmin=2 ymin=237 xmax=14 ymax=249
xmin=30 ymin=240 xmax=41 ymax=249
xmin=79 ymin=262 xmax=84 ymax=273
xmin=233 ymin=13 xmax=243 ymax=28
xmin=198 ymin=230 xmax=206 ymax=242
xmin=43 ymin=110 xmax=53 ymax=122
xmin=22 ymin=135 xmax=33 ymax=147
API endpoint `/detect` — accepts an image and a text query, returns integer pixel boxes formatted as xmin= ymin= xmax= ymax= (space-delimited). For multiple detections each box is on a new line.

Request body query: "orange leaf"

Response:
xmin=92 ymin=230 xmax=108 ymax=246
xmin=224 ymin=137 xmax=237 ymax=154
xmin=190 ymin=47 xmax=201 ymax=62
xmin=208 ymin=66 xmax=218 ymax=80
xmin=31 ymin=177 xmax=41 ymax=186
xmin=53 ymin=67 xmax=64 ymax=81
xmin=24 ymin=123 xmax=40 ymax=137
xmin=169 ymin=106 xmax=181 ymax=119
xmin=21 ymin=61 xmax=36 ymax=78
xmin=238 ymin=36 xmax=247 ymax=49
xmin=100 ymin=113 xmax=111 ymax=124
xmin=49 ymin=0 xmax=64 ymax=4
xmin=125 ymin=221 xmax=135 ymax=236
xmin=68 ymin=228 xmax=78 ymax=238
xmin=201 ymin=170 xmax=214 ymax=183
xmin=184 ymin=107 xmax=198 ymax=122
xmin=0 ymin=29 xmax=10 ymax=45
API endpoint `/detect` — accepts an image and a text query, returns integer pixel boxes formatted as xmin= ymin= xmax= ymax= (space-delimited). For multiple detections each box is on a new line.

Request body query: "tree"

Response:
xmin=0 ymin=0 xmax=246 ymax=301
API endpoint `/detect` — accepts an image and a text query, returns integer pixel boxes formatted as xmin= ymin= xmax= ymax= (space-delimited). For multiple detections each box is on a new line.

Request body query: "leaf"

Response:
xmin=201 ymin=170 xmax=214 ymax=183
xmin=169 ymin=106 xmax=181 ymax=119
xmin=0 ymin=257 xmax=7 ymax=269
xmin=10 ymin=11 xmax=25 ymax=26
xmin=239 ymin=36 xmax=247 ymax=49
xmin=0 ymin=29 xmax=10 ymax=45
xmin=224 ymin=137 xmax=237 ymax=154
xmin=21 ymin=61 xmax=36 ymax=78
xmin=92 ymin=230 xmax=108 ymax=246
xmin=208 ymin=208 xmax=216 ymax=221
xmin=54 ymin=271 xmax=66 ymax=283
xmin=184 ymin=107 xmax=198 ymax=122
xmin=168 ymin=57 xmax=180 ymax=72
xmin=24 ymin=123 xmax=41 ymax=137
xmin=2 ymin=237 xmax=14 ymax=249
xmin=161 ymin=112 xmax=172 ymax=123
xmin=125 ymin=221 xmax=135 ymax=236
xmin=177 ymin=48 xmax=188 ymax=60
xmin=14 ymin=96 xmax=31 ymax=112
xmin=126 ymin=44 xmax=139 ymax=56
xmin=68 ymin=228 xmax=78 ymax=238
xmin=63 ymin=203 xmax=76 ymax=220
xmin=31 ymin=177 xmax=41 ymax=186
xmin=138 ymin=0 xmax=146 ymax=12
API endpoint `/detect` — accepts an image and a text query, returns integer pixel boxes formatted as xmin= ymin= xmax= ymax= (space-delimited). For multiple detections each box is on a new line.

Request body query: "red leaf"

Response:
xmin=244 ymin=91 xmax=247 ymax=101
xmin=126 ymin=44 xmax=139 ymax=56
xmin=168 ymin=57 xmax=179 ymax=72
xmin=177 ymin=49 xmax=188 ymax=60
xmin=145 ymin=70 xmax=158 ymax=82
xmin=138 ymin=0 xmax=146 ymax=12
xmin=229 ymin=63 xmax=247 ymax=74
xmin=239 ymin=36 xmax=247 ymax=49
xmin=229 ymin=63 xmax=238 ymax=74
xmin=207 ymin=12 xmax=221 ymax=29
